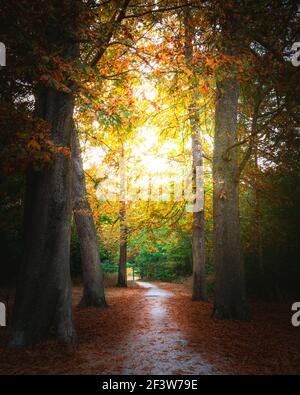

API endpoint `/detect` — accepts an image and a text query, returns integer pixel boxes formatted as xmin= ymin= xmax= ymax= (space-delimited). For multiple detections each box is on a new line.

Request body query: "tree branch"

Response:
xmin=89 ymin=0 xmax=131 ymax=67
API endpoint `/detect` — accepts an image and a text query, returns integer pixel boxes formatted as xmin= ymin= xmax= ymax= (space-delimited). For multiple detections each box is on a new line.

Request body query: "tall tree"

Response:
xmin=11 ymin=46 xmax=79 ymax=347
xmin=212 ymin=73 xmax=249 ymax=320
xmin=117 ymin=143 xmax=128 ymax=287
xmin=210 ymin=0 xmax=298 ymax=318
xmin=184 ymin=8 xmax=207 ymax=301
xmin=9 ymin=0 xmax=131 ymax=345
xmin=72 ymin=129 xmax=106 ymax=307
xmin=70 ymin=0 xmax=131 ymax=304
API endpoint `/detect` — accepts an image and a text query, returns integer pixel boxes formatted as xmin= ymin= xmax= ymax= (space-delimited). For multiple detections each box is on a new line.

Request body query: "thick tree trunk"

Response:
xmin=117 ymin=145 xmax=127 ymax=287
xmin=184 ymin=8 xmax=207 ymax=301
xmin=72 ymin=129 xmax=107 ymax=307
xmin=10 ymin=83 xmax=77 ymax=346
xmin=212 ymin=78 xmax=250 ymax=320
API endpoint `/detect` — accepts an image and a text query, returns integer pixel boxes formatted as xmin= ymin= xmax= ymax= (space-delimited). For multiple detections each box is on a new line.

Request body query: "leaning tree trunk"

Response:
xmin=184 ymin=7 xmax=207 ymax=301
xmin=117 ymin=144 xmax=127 ymax=287
xmin=72 ymin=129 xmax=107 ymax=307
xmin=212 ymin=77 xmax=250 ymax=320
xmin=10 ymin=81 xmax=77 ymax=346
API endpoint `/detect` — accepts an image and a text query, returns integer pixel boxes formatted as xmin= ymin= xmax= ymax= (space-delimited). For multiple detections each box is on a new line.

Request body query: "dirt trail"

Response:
xmin=1 ymin=282 xmax=299 ymax=374
xmin=118 ymin=281 xmax=217 ymax=375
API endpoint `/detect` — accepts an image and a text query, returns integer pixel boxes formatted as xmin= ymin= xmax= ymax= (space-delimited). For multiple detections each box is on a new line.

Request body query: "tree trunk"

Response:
xmin=72 ymin=129 xmax=107 ymax=307
xmin=118 ymin=201 xmax=127 ymax=287
xmin=212 ymin=78 xmax=250 ymax=320
xmin=254 ymin=150 xmax=265 ymax=282
xmin=191 ymin=150 xmax=207 ymax=301
xmin=10 ymin=82 xmax=77 ymax=346
xmin=184 ymin=8 xmax=207 ymax=301
xmin=117 ymin=145 xmax=127 ymax=287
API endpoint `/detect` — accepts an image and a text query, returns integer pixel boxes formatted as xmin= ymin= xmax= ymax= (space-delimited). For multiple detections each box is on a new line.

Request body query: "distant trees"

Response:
xmin=117 ymin=143 xmax=128 ymax=287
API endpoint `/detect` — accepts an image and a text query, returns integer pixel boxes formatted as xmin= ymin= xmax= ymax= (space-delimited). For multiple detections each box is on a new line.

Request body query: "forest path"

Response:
xmin=119 ymin=281 xmax=216 ymax=375
xmin=1 ymin=284 xmax=299 ymax=374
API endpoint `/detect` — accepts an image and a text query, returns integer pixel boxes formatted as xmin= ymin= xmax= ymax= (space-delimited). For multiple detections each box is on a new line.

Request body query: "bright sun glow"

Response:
xmin=92 ymin=120 xmax=100 ymax=129
xmin=134 ymin=80 xmax=157 ymax=102
xmin=83 ymin=145 xmax=106 ymax=170
xmin=141 ymin=155 xmax=168 ymax=174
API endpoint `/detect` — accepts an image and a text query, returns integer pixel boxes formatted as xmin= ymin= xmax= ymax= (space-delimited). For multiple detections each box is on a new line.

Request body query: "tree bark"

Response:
xmin=118 ymin=201 xmax=127 ymax=287
xmin=212 ymin=78 xmax=250 ymax=320
xmin=72 ymin=129 xmax=107 ymax=307
xmin=117 ymin=144 xmax=127 ymax=287
xmin=254 ymin=150 xmax=264 ymax=281
xmin=10 ymin=82 xmax=77 ymax=346
xmin=184 ymin=8 xmax=207 ymax=301
xmin=191 ymin=137 xmax=207 ymax=301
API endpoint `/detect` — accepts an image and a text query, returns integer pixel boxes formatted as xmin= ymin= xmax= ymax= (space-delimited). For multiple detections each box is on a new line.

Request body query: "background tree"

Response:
xmin=183 ymin=6 xmax=207 ymax=301
xmin=72 ymin=128 xmax=107 ymax=307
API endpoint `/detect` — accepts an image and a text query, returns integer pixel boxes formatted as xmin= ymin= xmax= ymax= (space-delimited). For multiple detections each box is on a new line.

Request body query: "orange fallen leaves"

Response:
xmin=0 ymin=284 xmax=299 ymax=375
xmin=162 ymin=283 xmax=300 ymax=375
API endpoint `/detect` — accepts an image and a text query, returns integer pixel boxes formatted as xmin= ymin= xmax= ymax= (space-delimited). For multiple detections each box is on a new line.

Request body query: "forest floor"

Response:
xmin=0 ymin=281 xmax=299 ymax=375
